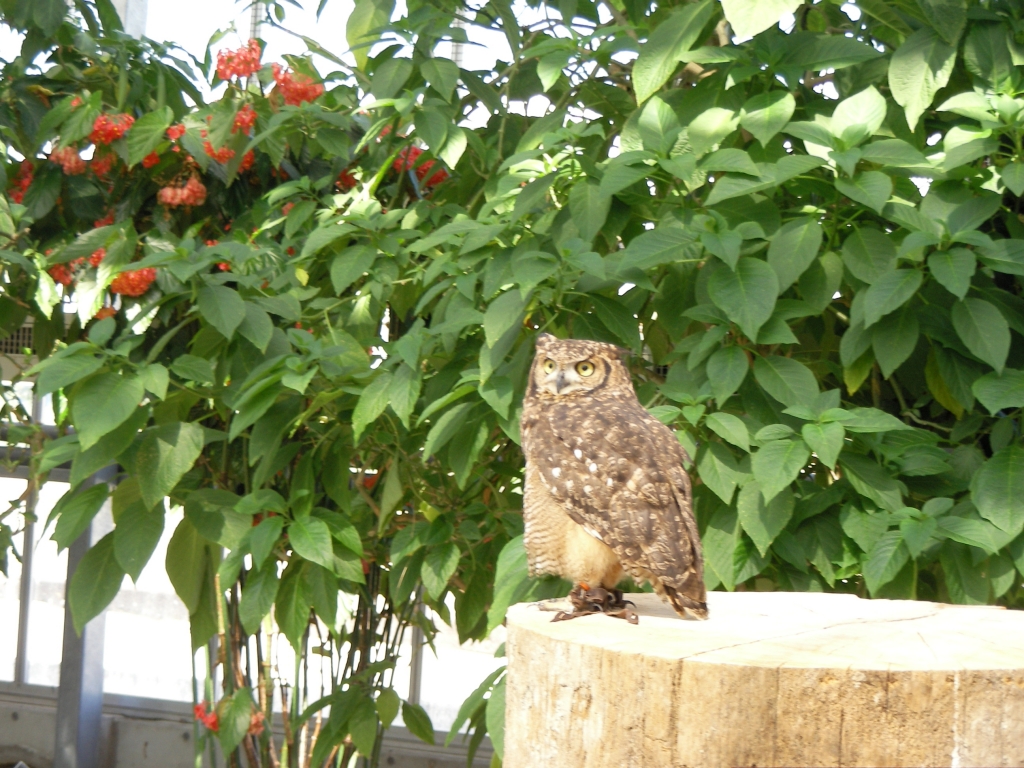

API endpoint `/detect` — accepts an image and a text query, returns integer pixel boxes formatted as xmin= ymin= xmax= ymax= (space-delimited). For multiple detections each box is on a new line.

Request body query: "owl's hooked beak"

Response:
xmin=554 ymin=370 xmax=567 ymax=393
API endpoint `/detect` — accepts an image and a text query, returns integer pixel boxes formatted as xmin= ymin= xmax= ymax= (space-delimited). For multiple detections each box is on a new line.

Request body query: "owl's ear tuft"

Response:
xmin=611 ymin=344 xmax=631 ymax=360
xmin=536 ymin=332 xmax=556 ymax=347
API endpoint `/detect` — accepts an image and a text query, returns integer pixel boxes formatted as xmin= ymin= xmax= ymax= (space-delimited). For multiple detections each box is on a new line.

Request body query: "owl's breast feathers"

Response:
xmin=521 ymin=391 xmax=708 ymax=619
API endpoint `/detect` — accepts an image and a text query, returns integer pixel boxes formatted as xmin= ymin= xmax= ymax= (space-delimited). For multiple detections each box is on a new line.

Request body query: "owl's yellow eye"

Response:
xmin=576 ymin=361 xmax=595 ymax=377
xmin=543 ymin=359 xmax=557 ymax=374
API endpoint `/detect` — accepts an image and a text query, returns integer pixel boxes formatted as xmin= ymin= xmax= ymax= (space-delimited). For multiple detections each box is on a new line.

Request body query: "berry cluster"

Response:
xmin=110 ymin=267 xmax=157 ymax=297
xmin=94 ymin=307 xmax=117 ymax=321
xmin=157 ymin=176 xmax=207 ymax=207
xmin=167 ymin=124 xmax=186 ymax=141
xmin=232 ymin=104 xmax=256 ymax=134
xmin=193 ymin=702 xmax=219 ymax=732
xmin=394 ymin=146 xmax=449 ymax=188
xmin=141 ymin=152 xmax=160 ymax=168
xmin=48 ymin=264 xmax=73 ymax=286
xmin=89 ymin=248 xmax=106 ymax=267
xmin=336 ymin=169 xmax=357 ymax=191
xmin=203 ymin=141 xmax=235 ymax=164
xmin=49 ymin=146 xmax=86 ymax=175
xmin=91 ymin=151 xmax=115 ymax=177
xmin=272 ymin=64 xmax=324 ymax=106
xmin=94 ymin=212 xmax=115 ymax=228
xmin=8 ymin=161 xmax=34 ymax=204
xmin=216 ymin=39 xmax=262 ymax=81
xmin=90 ymin=113 xmax=134 ymax=145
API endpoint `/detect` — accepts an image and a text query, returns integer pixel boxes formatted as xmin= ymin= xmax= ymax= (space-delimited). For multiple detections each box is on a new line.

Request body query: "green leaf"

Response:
xmin=388 ymin=363 xmax=421 ymax=429
xmin=70 ymin=405 xmax=148 ymax=488
xmin=249 ymin=516 xmax=285 ymax=569
xmin=52 ymin=483 xmax=109 ymax=551
xmin=841 ymin=227 xmax=897 ymax=283
xmin=737 ymin=481 xmax=794 ymax=557
xmin=484 ymin=291 xmax=525 ymax=347
xmin=134 ymin=422 xmax=204 ymax=510
xmin=638 ymin=97 xmax=681 ymax=155
xmin=568 ymin=179 xmax=610 ymax=242
xmin=751 ymin=439 xmax=810 ymax=504
xmin=697 ymin=442 xmax=743 ymax=504
xmin=344 ymin=0 xmax=391 ymax=70
xmin=739 ymin=91 xmax=795 ymax=146
xmin=970 ymin=445 xmax=1024 ymax=533
xmin=917 ymin=0 xmax=966 ymax=45
xmin=708 ymin=257 xmax=778 ymax=341
xmin=767 ymin=218 xmax=822 ymax=290
xmin=834 ymin=171 xmax=892 ymax=215
xmin=753 ymin=355 xmax=818 ymax=407
xmin=900 ymin=517 xmax=937 ymax=558
xmin=703 ymin=504 xmax=739 ymax=590
xmin=720 ymin=0 xmax=802 ymax=39
xmin=928 ymin=248 xmax=974 ymax=300
xmin=423 ymin=402 xmax=474 ymax=459
xmin=238 ymin=302 xmax=274 ymax=352
xmin=289 ymin=516 xmax=336 ymax=571
xmin=705 ymin=412 xmax=749 ymax=451
xmin=71 ymin=373 xmax=145 ymax=450
xmin=830 ymin=87 xmax=887 ymax=147
xmin=113 ymin=501 xmax=163 ymax=582
xmin=166 ymin=518 xmax=207 ymax=613
xmin=349 ymin=696 xmax=379 ymax=756
xmin=377 ymin=688 xmax=401 ymax=729
xmin=371 ymin=58 xmax=413 ymax=99
xmin=35 ymin=352 xmax=104 ymax=396
xmin=217 ymin=688 xmax=255 ymax=755
xmin=940 ymin=544 xmax=990 ymax=605
xmin=840 ymin=506 xmax=890 ymax=553
xmin=486 ymin=677 xmax=506 ymax=760
xmin=352 ymin=372 xmax=393 ymax=444
xmin=706 ymin=346 xmax=748 ymax=404
xmin=860 ymin=139 xmax=928 ymax=167
xmin=170 ymin=354 xmax=215 ymax=384
xmin=402 ymin=701 xmax=435 ymax=745
xmin=197 ymin=285 xmax=245 ymax=340
xmin=801 ymin=421 xmax=845 ymax=470
xmin=972 ymin=369 xmax=1024 ymax=414
xmin=839 ymin=453 xmax=903 ymax=511
xmin=700 ymin=230 xmax=742 ymax=269
xmin=590 ymin=294 xmax=641 ymax=350
xmin=888 ymin=28 xmax=957 ymax=131
xmin=871 ymin=306 xmax=919 ymax=378
xmin=618 ymin=227 xmax=698 ymax=271
xmin=126 ymin=106 xmax=172 ymax=167
xmin=687 ymin=107 xmax=739 ymax=156
xmin=422 ymin=543 xmax=460 ymax=600
xmin=862 ymin=530 xmax=910 ymax=595
xmin=699 ymin=148 xmax=759 ymax=177
xmin=1000 ymin=163 xmax=1024 ymax=197
xmin=422 ymin=58 xmax=460 ymax=100
xmin=239 ymin=563 xmax=280 ymax=635
xmin=415 ymin=110 xmax=448 ymax=151
xmin=276 ymin=561 xmax=311 ymax=650
xmin=632 ymin=0 xmax=716 ymax=104
xmin=862 ymin=269 xmax=922 ymax=327
xmin=952 ymin=298 xmax=1009 ymax=374
xmin=68 ymin=533 xmax=125 ymax=633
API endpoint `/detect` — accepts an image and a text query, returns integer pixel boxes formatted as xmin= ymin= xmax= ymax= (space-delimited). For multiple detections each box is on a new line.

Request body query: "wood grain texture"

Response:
xmin=504 ymin=592 xmax=1024 ymax=768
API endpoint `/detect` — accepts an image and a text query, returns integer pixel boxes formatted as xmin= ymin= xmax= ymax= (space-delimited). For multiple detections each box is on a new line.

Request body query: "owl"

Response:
xmin=520 ymin=333 xmax=708 ymax=621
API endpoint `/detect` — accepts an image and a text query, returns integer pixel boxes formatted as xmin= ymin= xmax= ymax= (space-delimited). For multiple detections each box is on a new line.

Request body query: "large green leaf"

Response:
xmin=751 ymin=439 xmax=810 ymax=504
xmin=697 ymin=442 xmax=743 ymax=505
xmin=970 ymin=445 xmax=1024 ymax=533
xmin=68 ymin=533 xmax=125 ymax=633
xmin=705 ymin=412 xmax=749 ymax=451
xmin=841 ymin=227 xmax=897 ymax=283
xmin=239 ymin=563 xmax=280 ymax=635
xmin=801 ymin=421 xmax=845 ymax=470
xmin=289 ymin=516 xmax=336 ymax=571
xmin=737 ymin=481 xmax=793 ymax=557
xmin=126 ymin=106 xmax=172 ymax=166
xmin=347 ymin=0 xmax=395 ymax=69
xmin=872 ymin=306 xmax=919 ymax=378
xmin=352 ymin=372 xmax=393 ymax=444
xmin=862 ymin=269 xmax=922 ymax=327
xmin=421 ymin=543 xmax=460 ymax=600
xmin=568 ymin=179 xmax=610 ymax=242
xmin=951 ymin=298 xmax=1009 ymax=374
xmin=632 ymin=0 xmax=716 ymax=104
xmin=739 ymin=91 xmax=794 ymax=146
xmin=706 ymin=346 xmax=748 ymax=404
xmin=720 ymin=0 xmax=802 ymax=39
xmin=972 ymin=369 xmax=1024 ymax=414
xmin=52 ymin=483 xmax=109 ymax=551
xmin=113 ymin=500 xmax=163 ymax=582
xmin=928 ymin=248 xmax=974 ymax=300
xmin=134 ymin=422 xmax=204 ymax=509
xmin=71 ymin=373 xmax=145 ymax=450
xmin=835 ymin=172 xmax=892 ymax=215
xmin=708 ymin=257 xmax=778 ymax=341
xmin=753 ymin=355 xmax=818 ymax=407
xmin=888 ymin=28 xmax=957 ymax=130
xmin=862 ymin=530 xmax=910 ymax=595
xmin=703 ymin=505 xmax=739 ymax=590
xmin=197 ymin=285 xmax=246 ymax=340
xmin=766 ymin=218 xmax=822 ymax=290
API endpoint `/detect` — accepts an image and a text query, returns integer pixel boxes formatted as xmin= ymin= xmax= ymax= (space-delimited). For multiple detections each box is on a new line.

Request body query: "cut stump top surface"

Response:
xmin=507 ymin=591 xmax=1024 ymax=671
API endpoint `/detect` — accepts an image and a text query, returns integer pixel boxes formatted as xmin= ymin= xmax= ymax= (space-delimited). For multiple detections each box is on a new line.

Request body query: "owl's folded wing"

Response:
xmin=534 ymin=399 xmax=705 ymax=612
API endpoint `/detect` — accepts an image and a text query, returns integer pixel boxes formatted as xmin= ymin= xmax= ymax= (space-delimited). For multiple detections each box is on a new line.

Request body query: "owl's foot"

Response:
xmin=551 ymin=586 xmax=639 ymax=624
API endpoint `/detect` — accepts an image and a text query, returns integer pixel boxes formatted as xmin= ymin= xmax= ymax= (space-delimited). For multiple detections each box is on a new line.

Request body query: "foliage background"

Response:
xmin=1 ymin=0 xmax=1024 ymax=764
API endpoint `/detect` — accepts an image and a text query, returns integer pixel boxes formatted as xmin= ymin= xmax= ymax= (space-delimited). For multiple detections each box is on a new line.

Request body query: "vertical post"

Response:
xmin=53 ymin=466 xmax=116 ymax=768
xmin=407 ymin=595 xmax=424 ymax=706
xmin=14 ymin=393 xmax=44 ymax=684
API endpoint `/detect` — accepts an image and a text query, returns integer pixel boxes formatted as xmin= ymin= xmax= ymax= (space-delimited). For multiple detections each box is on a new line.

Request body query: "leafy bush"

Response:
xmin=1 ymin=0 xmax=1023 ymax=764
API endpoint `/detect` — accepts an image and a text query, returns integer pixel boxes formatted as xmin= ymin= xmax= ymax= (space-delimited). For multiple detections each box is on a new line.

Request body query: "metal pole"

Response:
xmin=14 ymin=393 xmax=44 ymax=684
xmin=249 ymin=1 xmax=263 ymax=41
xmin=109 ymin=0 xmax=148 ymax=38
xmin=407 ymin=594 xmax=424 ymax=706
xmin=53 ymin=465 xmax=117 ymax=768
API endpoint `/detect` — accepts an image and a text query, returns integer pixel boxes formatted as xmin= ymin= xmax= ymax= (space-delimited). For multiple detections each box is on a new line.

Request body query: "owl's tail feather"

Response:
xmin=663 ymin=581 xmax=709 ymax=620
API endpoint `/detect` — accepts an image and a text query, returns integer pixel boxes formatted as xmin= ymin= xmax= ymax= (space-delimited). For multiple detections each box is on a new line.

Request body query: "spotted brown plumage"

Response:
xmin=520 ymin=333 xmax=708 ymax=620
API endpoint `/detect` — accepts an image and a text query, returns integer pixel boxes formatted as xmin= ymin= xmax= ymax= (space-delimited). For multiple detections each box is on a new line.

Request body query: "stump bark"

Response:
xmin=504 ymin=591 xmax=1024 ymax=768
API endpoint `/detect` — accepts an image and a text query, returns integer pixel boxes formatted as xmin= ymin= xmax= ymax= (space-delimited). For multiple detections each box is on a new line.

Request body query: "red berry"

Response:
xmin=89 ymin=113 xmax=134 ymax=145
xmin=232 ymin=104 xmax=257 ymax=134
xmin=49 ymin=146 xmax=86 ymax=175
xmin=141 ymin=151 xmax=160 ymax=168
xmin=271 ymin=64 xmax=324 ymax=106
xmin=167 ymin=124 xmax=186 ymax=140
xmin=216 ymin=39 xmax=262 ymax=81
xmin=88 ymin=248 xmax=106 ymax=267
xmin=110 ymin=267 xmax=157 ymax=297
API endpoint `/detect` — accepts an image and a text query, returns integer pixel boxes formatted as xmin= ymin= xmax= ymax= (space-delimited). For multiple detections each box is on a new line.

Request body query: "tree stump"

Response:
xmin=504 ymin=592 xmax=1024 ymax=768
